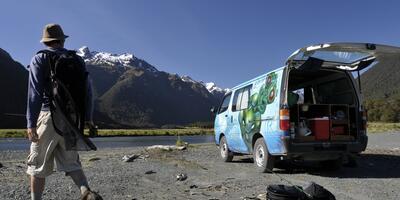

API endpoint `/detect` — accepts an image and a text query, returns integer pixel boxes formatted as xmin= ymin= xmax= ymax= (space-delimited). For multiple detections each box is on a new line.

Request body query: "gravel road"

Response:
xmin=1 ymin=133 xmax=400 ymax=200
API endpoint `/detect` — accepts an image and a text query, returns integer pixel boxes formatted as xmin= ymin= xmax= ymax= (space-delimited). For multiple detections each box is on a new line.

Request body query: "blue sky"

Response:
xmin=1 ymin=0 xmax=400 ymax=88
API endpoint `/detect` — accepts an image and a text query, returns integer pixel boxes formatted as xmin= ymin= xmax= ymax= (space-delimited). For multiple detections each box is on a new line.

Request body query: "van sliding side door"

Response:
xmin=230 ymin=86 xmax=253 ymax=153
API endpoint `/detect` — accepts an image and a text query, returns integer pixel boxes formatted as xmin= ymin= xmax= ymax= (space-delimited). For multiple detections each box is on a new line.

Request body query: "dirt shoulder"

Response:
xmin=1 ymin=143 xmax=400 ymax=200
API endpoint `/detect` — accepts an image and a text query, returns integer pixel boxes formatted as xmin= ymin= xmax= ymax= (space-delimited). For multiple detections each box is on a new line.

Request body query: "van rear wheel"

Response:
xmin=253 ymin=137 xmax=274 ymax=173
xmin=219 ymin=136 xmax=233 ymax=162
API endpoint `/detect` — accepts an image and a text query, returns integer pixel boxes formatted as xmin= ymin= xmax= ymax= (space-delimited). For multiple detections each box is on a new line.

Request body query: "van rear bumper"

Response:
xmin=281 ymin=135 xmax=368 ymax=161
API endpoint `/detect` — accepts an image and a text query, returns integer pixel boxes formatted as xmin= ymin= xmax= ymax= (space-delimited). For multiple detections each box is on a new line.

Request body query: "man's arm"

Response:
xmin=26 ymin=54 xmax=46 ymax=141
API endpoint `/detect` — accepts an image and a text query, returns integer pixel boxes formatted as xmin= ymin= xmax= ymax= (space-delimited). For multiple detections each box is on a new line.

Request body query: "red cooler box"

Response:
xmin=309 ymin=117 xmax=330 ymax=140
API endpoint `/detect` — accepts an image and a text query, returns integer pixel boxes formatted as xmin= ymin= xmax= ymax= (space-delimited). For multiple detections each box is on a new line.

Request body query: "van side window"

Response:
xmin=240 ymin=87 xmax=250 ymax=110
xmin=232 ymin=89 xmax=243 ymax=111
xmin=232 ymin=85 xmax=252 ymax=111
xmin=219 ymin=93 xmax=232 ymax=113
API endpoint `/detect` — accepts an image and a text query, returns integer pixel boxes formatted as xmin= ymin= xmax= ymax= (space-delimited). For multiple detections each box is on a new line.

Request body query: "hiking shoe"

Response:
xmin=81 ymin=190 xmax=103 ymax=200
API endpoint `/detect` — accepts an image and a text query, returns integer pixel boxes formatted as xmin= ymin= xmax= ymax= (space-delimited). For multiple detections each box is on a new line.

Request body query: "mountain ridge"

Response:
xmin=77 ymin=46 xmax=228 ymax=95
xmin=3 ymin=45 xmax=398 ymax=127
xmin=0 ymin=48 xmax=28 ymax=128
xmin=78 ymin=46 xmax=226 ymax=127
xmin=360 ymin=58 xmax=400 ymax=100
xmin=0 ymin=47 xmax=227 ymax=128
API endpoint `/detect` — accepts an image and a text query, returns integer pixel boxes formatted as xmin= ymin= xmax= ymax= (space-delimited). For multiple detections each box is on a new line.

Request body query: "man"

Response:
xmin=26 ymin=24 xmax=101 ymax=200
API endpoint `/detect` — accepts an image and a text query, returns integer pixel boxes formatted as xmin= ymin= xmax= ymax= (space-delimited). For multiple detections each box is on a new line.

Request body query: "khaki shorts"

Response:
xmin=26 ymin=111 xmax=82 ymax=178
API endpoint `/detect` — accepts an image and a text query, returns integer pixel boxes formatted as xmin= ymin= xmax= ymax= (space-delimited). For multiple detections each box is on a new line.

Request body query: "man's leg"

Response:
xmin=69 ymin=169 xmax=103 ymax=200
xmin=27 ymin=112 xmax=58 ymax=200
xmin=54 ymin=141 xmax=90 ymax=195
xmin=30 ymin=176 xmax=45 ymax=200
xmin=68 ymin=169 xmax=90 ymax=195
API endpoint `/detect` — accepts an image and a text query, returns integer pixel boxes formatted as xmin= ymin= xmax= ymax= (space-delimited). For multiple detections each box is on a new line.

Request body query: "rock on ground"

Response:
xmin=1 ymin=144 xmax=400 ymax=199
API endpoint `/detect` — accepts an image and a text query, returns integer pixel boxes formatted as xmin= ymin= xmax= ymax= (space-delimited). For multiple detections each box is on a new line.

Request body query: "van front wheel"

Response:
xmin=253 ymin=137 xmax=274 ymax=173
xmin=219 ymin=136 xmax=233 ymax=162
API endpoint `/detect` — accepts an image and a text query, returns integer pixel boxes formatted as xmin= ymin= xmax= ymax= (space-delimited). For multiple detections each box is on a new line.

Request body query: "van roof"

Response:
xmin=230 ymin=66 xmax=285 ymax=91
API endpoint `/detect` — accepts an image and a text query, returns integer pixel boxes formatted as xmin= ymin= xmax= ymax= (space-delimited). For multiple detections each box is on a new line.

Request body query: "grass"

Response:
xmin=94 ymin=128 xmax=213 ymax=137
xmin=2 ymin=122 xmax=400 ymax=138
xmin=367 ymin=122 xmax=400 ymax=133
xmin=0 ymin=128 xmax=214 ymax=138
xmin=0 ymin=129 xmax=25 ymax=138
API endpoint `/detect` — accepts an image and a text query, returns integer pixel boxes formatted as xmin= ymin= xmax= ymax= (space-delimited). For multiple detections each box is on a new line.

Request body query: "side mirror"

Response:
xmin=210 ymin=106 xmax=217 ymax=114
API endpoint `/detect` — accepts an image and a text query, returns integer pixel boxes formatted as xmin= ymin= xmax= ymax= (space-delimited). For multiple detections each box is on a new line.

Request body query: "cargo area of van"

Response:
xmin=287 ymin=68 xmax=361 ymax=143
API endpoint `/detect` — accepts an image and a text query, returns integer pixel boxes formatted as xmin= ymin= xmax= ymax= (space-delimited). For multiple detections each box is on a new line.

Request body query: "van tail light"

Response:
xmin=362 ymin=110 xmax=368 ymax=130
xmin=280 ymin=108 xmax=290 ymax=131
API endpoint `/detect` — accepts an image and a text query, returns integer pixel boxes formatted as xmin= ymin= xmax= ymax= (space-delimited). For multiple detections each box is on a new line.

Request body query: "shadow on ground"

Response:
xmin=231 ymin=157 xmax=253 ymax=163
xmin=273 ymin=153 xmax=400 ymax=179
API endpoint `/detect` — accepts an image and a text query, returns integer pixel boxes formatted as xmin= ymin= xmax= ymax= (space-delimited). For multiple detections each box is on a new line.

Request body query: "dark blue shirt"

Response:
xmin=26 ymin=47 xmax=93 ymax=128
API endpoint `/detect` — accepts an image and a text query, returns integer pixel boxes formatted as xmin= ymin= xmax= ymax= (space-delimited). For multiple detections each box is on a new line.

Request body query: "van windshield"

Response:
xmin=219 ymin=93 xmax=232 ymax=113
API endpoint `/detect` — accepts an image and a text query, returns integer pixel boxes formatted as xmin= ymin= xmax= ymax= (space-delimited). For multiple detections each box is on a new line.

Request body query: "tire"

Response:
xmin=219 ymin=136 xmax=233 ymax=162
xmin=253 ymin=137 xmax=274 ymax=173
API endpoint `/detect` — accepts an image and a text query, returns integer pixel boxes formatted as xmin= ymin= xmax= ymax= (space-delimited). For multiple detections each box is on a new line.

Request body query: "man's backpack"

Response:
xmin=38 ymin=49 xmax=96 ymax=151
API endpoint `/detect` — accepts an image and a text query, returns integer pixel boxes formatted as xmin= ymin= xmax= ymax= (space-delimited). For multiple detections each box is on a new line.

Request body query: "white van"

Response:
xmin=213 ymin=43 xmax=400 ymax=172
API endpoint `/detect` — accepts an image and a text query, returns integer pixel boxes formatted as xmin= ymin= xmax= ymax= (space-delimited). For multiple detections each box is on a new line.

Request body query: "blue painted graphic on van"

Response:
xmin=214 ymin=68 xmax=284 ymax=154
xmin=239 ymin=72 xmax=278 ymax=151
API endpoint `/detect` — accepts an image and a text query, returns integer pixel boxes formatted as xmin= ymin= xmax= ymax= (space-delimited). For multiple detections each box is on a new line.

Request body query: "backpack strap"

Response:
xmin=36 ymin=50 xmax=59 ymax=99
xmin=36 ymin=49 xmax=53 ymax=55
xmin=37 ymin=49 xmax=58 ymax=63
xmin=36 ymin=50 xmax=60 ymax=78
xmin=37 ymin=49 xmax=57 ymax=66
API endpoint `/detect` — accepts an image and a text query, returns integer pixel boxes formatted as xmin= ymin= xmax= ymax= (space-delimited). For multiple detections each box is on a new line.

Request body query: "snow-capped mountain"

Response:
xmin=180 ymin=75 xmax=197 ymax=84
xmin=180 ymin=75 xmax=228 ymax=94
xmin=204 ymin=82 xmax=230 ymax=94
xmin=77 ymin=46 xmax=228 ymax=96
xmin=77 ymin=46 xmax=158 ymax=72
xmin=0 ymin=46 xmax=230 ymax=128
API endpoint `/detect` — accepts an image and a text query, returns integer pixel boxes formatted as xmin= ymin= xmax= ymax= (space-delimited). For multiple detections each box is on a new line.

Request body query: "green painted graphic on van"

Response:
xmin=239 ymin=72 xmax=277 ymax=150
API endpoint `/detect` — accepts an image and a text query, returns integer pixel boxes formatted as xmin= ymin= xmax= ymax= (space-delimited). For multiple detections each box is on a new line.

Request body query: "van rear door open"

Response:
xmin=286 ymin=43 xmax=400 ymax=72
xmin=282 ymin=43 xmax=400 ymax=151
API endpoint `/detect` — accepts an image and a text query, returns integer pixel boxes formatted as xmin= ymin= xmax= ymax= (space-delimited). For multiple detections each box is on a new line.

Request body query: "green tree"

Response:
xmin=380 ymin=107 xmax=397 ymax=122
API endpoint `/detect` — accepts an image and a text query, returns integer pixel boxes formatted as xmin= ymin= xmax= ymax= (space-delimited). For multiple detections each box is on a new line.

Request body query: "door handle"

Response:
xmin=225 ymin=115 xmax=228 ymax=117
xmin=231 ymin=116 xmax=233 ymax=123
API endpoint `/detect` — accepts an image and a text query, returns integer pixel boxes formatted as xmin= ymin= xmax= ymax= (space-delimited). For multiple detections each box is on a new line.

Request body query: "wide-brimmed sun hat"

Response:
xmin=40 ymin=23 xmax=69 ymax=43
